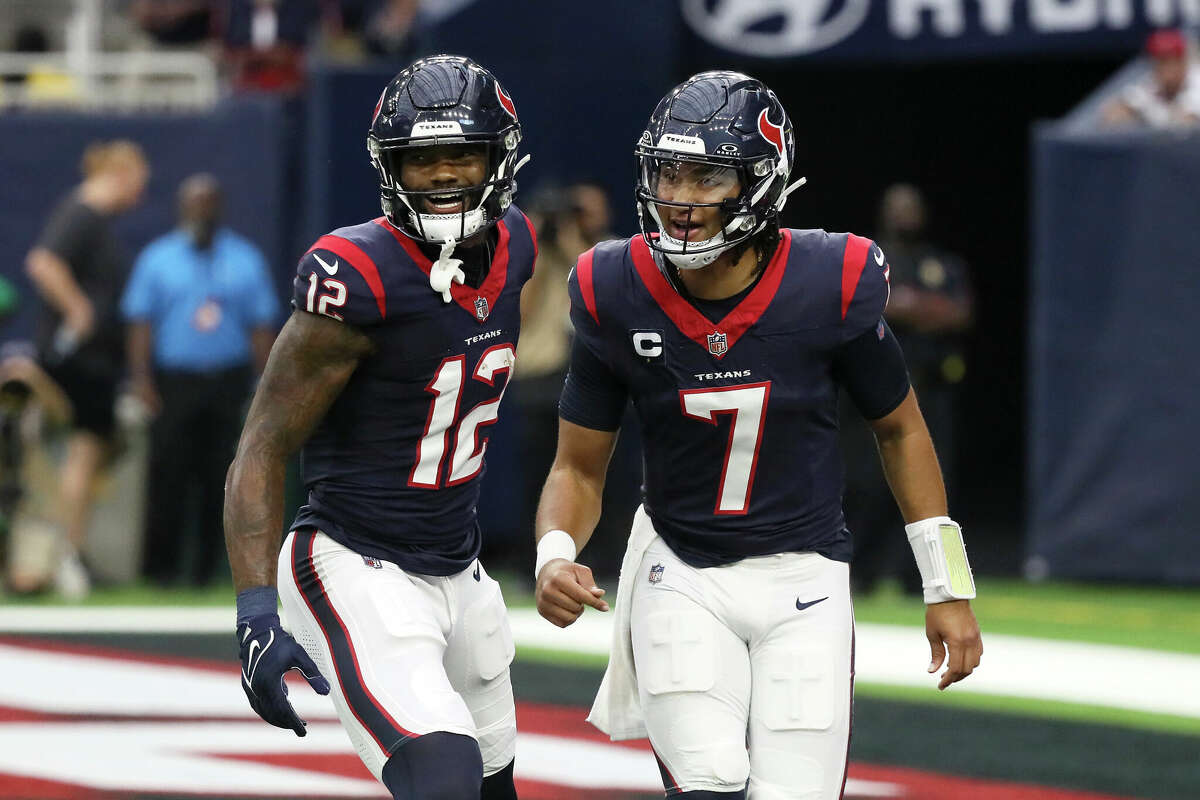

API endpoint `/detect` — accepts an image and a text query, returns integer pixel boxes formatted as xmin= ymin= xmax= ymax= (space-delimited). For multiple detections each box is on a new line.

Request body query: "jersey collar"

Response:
xmin=374 ymin=218 xmax=511 ymax=324
xmin=630 ymin=229 xmax=792 ymax=359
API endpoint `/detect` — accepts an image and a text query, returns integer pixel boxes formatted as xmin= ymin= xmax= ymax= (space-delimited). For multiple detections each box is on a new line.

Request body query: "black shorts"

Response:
xmin=44 ymin=361 xmax=117 ymax=439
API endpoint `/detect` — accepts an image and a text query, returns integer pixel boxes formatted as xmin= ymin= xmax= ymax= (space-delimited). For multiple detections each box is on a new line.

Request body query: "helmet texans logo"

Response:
xmin=495 ymin=83 xmax=518 ymax=120
xmin=757 ymin=108 xmax=785 ymax=162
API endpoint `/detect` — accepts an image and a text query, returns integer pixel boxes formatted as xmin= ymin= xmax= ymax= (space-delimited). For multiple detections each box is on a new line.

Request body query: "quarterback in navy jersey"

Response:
xmin=225 ymin=56 xmax=532 ymax=800
xmin=534 ymin=72 xmax=983 ymax=799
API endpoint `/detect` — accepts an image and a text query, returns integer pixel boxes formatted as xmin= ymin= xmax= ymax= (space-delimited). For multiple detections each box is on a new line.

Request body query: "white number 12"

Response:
xmin=410 ymin=345 xmax=516 ymax=489
xmin=679 ymin=382 xmax=771 ymax=515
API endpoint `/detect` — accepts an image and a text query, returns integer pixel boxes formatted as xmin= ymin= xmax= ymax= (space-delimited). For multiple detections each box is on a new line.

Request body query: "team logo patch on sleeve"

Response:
xmin=474 ymin=296 xmax=490 ymax=321
xmin=706 ymin=331 xmax=728 ymax=357
xmin=648 ymin=563 xmax=665 ymax=584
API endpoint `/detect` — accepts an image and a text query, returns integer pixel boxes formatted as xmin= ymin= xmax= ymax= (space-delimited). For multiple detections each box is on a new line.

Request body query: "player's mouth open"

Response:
xmin=667 ymin=216 xmax=707 ymax=241
xmin=424 ymin=192 xmax=466 ymax=214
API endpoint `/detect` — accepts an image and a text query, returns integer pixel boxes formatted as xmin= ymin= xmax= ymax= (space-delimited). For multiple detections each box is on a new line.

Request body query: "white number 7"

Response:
xmin=679 ymin=382 xmax=771 ymax=515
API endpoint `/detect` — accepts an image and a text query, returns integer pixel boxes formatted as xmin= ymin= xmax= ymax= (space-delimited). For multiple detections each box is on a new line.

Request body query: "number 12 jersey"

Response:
xmin=289 ymin=207 xmax=536 ymax=576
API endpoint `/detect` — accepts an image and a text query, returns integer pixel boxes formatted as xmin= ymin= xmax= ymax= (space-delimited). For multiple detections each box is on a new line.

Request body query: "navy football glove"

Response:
xmin=238 ymin=613 xmax=330 ymax=736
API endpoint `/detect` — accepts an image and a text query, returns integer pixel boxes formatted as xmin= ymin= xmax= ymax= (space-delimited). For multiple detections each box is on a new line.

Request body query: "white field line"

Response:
xmin=2 ymin=605 xmax=1198 ymax=719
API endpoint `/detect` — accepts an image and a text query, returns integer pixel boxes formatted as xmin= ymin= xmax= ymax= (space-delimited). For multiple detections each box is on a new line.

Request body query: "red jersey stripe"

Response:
xmin=840 ymin=234 xmax=872 ymax=321
xmin=629 ymin=230 xmax=792 ymax=358
xmin=373 ymin=217 xmax=511 ymax=323
xmin=576 ymin=247 xmax=599 ymax=324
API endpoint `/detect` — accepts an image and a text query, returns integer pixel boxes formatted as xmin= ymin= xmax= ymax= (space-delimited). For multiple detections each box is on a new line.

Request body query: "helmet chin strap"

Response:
xmin=429 ymin=237 xmax=466 ymax=303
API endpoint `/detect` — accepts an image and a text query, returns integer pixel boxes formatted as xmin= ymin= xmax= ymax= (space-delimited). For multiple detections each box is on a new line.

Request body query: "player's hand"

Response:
xmin=924 ymin=599 xmax=983 ymax=690
xmin=536 ymin=559 xmax=609 ymax=628
xmin=237 ymin=613 xmax=330 ymax=736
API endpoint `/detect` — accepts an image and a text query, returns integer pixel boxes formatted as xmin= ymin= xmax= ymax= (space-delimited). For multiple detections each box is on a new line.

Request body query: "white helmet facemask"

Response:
xmin=648 ymin=202 xmax=759 ymax=270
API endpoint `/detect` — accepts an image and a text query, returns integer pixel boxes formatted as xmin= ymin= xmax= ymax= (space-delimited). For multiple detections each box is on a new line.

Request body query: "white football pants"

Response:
xmin=276 ymin=528 xmax=517 ymax=780
xmin=631 ymin=525 xmax=854 ymax=799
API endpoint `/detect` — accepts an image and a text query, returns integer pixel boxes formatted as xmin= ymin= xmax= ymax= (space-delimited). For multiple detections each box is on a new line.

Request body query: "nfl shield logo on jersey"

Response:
xmin=474 ymin=296 xmax=490 ymax=321
xmin=648 ymin=563 xmax=665 ymax=584
xmin=706 ymin=331 xmax=728 ymax=357
xmin=362 ymin=555 xmax=383 ymax=569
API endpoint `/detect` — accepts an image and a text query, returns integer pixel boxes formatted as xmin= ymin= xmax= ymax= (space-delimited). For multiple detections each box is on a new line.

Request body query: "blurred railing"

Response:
xmin=0 ymin=51 xmax=219 ymax=111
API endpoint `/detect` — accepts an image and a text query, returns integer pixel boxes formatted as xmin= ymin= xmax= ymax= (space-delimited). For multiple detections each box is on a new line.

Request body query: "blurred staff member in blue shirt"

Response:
xmin=121 ymin=173 xmax=280 ymax=587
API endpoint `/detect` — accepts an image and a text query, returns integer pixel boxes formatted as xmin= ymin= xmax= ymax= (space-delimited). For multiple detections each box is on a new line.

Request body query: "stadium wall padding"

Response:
xmin=1028 ymin=128 xmax=1200 ymax=583
xmin=0 ymin=96 xmax=291 ymax=343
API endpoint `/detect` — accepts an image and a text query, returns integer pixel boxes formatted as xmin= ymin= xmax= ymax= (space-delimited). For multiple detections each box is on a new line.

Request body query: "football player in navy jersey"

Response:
xmin=224 ymin=56 xmax=534 ymax=800
xmin=534 ymin=72 xmax=983 ymax=799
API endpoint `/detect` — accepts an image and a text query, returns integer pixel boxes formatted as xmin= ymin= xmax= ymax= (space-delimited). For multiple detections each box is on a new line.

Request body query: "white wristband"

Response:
xmin=535 ymin=529 xmax=577 ymax=579
xmin=905 ymin=516 xmax=976 ymax=604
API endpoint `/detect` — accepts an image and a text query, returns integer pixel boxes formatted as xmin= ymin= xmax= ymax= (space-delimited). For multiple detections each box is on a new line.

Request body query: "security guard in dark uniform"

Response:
xmin=844 ymin=184 xmax=974 ymax=595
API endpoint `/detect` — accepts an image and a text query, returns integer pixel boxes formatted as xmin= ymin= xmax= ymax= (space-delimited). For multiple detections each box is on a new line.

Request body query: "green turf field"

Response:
xmin=15 ymin=575 xmax=1194 ymax=654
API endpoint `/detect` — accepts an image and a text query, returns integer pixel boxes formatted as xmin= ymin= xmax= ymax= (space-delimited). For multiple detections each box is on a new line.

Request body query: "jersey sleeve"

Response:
xmin=292 ymin=234 xmax=387 ymax=327
xmin=558 ymin=249 xmax=628 ymax=431
xmin=839 ymin=234 xmax=891 ymax=340
xmin=832 ymin=319 xmax=911 ymax=420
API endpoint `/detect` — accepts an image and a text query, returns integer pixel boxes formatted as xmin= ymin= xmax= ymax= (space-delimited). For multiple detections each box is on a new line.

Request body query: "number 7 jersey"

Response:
xmin=562 ymin=229 xmax=900 ymax=567
xmin=289 ymin=206 xmax=536 ymax=576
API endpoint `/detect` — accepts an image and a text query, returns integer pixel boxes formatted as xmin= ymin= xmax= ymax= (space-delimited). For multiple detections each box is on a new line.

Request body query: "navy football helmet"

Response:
xmin=636 ymin=71 xmax=804 ymax=269
xmin=368 ymin=55 xmax=527 ymax=243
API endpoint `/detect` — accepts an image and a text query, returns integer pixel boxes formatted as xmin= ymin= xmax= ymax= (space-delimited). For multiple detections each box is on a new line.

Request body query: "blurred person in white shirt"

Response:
xmin=1104 ymin=29 xmax=1200 ymax=128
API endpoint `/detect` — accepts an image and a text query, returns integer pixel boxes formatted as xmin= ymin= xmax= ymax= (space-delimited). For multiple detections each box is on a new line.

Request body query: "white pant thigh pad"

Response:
xmin=276 ymin=531 xmax=477 ymax=778
xmin=631 ymin=585 xmax=750 ymax=792
xmin=444 ymin=562 xmax=516 ymax=773
xmin=746 ymin=558 xmax=853 ymax=800
xmin=752 ymin=644 xmax=836 ymax=732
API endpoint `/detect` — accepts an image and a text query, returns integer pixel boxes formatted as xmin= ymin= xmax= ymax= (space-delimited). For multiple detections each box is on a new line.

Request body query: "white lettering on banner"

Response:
xmin=1105 ymin=0 xmax=1134 ymax=28
xmin=1147 ymin=0 xmax=1200 ymax=25
xmin=891 ymin=0 xmax=965 ymax=38
xmin=681 ymin=0 xmax=871 ymax=57
xmin=684 ymin=0 xmax=1200 ymax=55
xmin=1030 ymin=0 xmax=1098 ymax=32
xmin=976 ymin=0 xmax=1019 ymax=33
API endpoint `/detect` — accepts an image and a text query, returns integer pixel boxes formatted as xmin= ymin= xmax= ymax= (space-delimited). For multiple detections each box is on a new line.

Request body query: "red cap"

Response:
xmin=1146 ymin=29 xmax=1186 ymax=59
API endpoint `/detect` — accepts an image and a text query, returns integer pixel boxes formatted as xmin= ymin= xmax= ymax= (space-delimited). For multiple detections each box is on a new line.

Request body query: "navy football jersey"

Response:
xmin=562 ymin=230 xmax=904 ymax=567
xmin=290 ymin=206 xmax=537 ymax=575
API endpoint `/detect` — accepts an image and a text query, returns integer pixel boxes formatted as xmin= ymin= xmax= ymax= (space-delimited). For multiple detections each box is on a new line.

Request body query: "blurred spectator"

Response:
xmin=223 ymin=0 xmax=316 ymax=92
xmin=0 ymin=352 xmax=75 ymax=595
xmin=24 ymin=140 xmax=149 ymax=599
xmin=361 ymin=0 xmax=423 ymax=59
xmin=478 ymin=184 xmax=615 ymax=577
xmin=130 ymin=0 xmax=216 ymax=47
xmin=121 ymin=173 xmax=279 ymax=588
xmin=844 ymin=184 xmax=974 ymax=596
xmin=1102 ymin=29 xmax=1200 ymax=128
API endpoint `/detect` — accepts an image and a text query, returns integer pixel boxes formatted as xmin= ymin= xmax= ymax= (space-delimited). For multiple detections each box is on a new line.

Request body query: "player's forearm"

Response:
xmin=875 ymin=425 xmax=947 ymax=523
xmin=535 ymin=462 xmax=606 ymax=556
xmin=870 ymin=390 xmax=948 ymax=523
xmin=224 ymin=438 xmax=288 ymax=592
